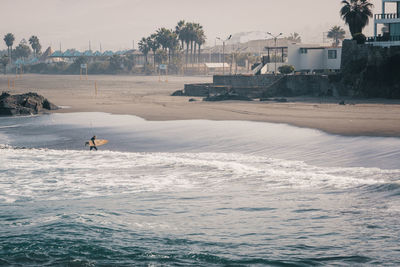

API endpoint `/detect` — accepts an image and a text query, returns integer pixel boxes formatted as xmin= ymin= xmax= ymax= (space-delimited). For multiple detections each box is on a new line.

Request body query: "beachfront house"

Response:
xmin=368 ymin=0 xmax=400 ymax=46
xmin=286 ymin=44 xmax=342 ymax=73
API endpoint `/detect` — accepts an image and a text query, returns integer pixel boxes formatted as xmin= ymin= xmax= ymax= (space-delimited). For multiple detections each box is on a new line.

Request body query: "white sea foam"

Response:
xmin=1 ymin=147 xmax=399 ymax=203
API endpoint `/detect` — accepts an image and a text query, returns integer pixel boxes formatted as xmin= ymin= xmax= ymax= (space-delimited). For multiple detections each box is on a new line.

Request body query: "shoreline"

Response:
xmin=1 ymin=74 xmax=400 ymax=137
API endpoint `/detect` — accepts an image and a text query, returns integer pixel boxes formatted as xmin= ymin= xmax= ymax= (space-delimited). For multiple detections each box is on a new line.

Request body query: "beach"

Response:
xmin=1 ymin=74 xmax=400 ymax=137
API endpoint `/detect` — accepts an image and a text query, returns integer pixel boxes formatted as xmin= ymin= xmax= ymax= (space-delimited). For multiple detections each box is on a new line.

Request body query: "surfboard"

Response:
xmin=87 ymin=139 xmax=108 ymax=147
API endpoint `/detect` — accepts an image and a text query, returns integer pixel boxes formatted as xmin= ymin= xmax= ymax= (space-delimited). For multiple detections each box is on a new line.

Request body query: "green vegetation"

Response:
xmin=352 ymin=33 xmax=366 ymax=44
xmin=3 ymin=33 xmax=15 ymax=63
xmin=340 ymin=0 xmax=373 ymax=37
xmin=327 ymin=26 xmax=346 ymax=47
xmin=14 ymin=39 xmax=32 ymax=59
xmin=138 ymin=20 xmax=206 ymax=73
xmin=29 ymin=36 xmax=42 ymax=57
xmin=0 ymin=55 xmax=8 ymax=74
xmin=287 ymin=32 xmax=301 ymax=43
xmin=278 ymin=65 xmax=295 ymax=74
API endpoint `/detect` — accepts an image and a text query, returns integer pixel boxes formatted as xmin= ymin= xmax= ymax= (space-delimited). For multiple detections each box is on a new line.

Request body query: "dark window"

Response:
xmin=299 ymin=48 xmax=308 ymax=54
xmin=328 ymin=50 xmax=337 ymax=59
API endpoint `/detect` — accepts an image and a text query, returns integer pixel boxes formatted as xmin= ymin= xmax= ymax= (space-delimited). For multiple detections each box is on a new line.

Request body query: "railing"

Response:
xmin=375 ymin=13 xmax=400 ymax=19
xmin=367 ymin=35 xmax=400 ymax=42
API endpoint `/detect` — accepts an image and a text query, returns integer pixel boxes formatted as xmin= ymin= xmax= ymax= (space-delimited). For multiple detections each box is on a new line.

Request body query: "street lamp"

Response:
xmin=267 ymin=32 xmax=283 ymax=75
xmin=217 ymin=35 xmax=232 ymax=75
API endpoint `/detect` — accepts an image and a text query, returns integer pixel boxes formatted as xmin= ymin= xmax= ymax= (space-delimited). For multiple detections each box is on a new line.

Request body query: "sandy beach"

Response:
xmin=1 ymin=74 xmax=400 ymax=137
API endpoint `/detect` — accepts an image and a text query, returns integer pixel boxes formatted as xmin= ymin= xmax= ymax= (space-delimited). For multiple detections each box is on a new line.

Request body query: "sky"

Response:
xmin=0 ymin=0 xmax=384 ymax=51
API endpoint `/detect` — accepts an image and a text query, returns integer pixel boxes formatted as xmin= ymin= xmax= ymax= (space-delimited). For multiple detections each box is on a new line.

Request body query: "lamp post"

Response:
xmin=267 ymin=32 xmax=282 ymax=75
xmin=217 ymin=35 xmax=232 ymax=75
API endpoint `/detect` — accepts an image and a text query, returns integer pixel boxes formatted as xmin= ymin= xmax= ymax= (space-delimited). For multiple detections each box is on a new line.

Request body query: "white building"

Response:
xmin=369 ymin=0 xmax=400 ymax=46
xmin=286 ymin=44 xmax=341 ymax=73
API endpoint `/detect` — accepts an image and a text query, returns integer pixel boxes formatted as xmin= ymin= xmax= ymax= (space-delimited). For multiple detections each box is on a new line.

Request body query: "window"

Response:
xmin=299 ymin=48 xmax=308 ymax=54
xmin=328 ymin=50 xmax=337 ymax=59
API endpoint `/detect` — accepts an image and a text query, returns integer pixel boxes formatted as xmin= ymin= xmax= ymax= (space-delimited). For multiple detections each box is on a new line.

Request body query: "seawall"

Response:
xmin=184 ymin=74 xmax=339 ymax=98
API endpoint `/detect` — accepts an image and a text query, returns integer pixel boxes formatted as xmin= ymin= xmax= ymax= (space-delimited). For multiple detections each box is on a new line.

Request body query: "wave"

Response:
xmin=1 ymin=146 xmax=399 ymax=203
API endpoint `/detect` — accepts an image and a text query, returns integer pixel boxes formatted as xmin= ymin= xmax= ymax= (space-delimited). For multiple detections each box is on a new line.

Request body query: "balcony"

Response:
xmin=366 ymin=35 xmax=400 ymax=46
xmin=375 ymin=13 xmax=400 ymax=20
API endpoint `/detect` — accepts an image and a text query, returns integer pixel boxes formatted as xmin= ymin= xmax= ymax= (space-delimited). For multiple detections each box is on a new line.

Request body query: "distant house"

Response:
xmin=368 ymin=0 xmax=400 ymax=46
xmin=257 ymin=43 xmax=341 ymax=74
xmin=287 ymin=44 xmax=341 ymax=73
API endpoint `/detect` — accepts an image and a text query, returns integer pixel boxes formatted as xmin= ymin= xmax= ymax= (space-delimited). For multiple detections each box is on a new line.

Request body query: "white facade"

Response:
xmin=287 ymin=44 xmax=341 ymax=72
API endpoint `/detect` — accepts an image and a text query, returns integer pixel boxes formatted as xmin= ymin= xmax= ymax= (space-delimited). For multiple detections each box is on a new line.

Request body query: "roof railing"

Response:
xmin=367 ymin=35 xmax=400 ymax=42
xmin=375 ymin=13 xmax=400 ymax=19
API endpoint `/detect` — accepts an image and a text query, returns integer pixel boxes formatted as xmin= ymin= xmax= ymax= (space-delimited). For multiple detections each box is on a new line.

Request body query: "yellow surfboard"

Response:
xmin=87 ymin=139 xmax=109 ymax=147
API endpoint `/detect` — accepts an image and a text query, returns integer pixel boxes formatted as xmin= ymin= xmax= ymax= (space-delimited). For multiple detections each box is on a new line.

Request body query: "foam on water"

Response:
xmin=1 ymin=147 xmax=399 ymax=204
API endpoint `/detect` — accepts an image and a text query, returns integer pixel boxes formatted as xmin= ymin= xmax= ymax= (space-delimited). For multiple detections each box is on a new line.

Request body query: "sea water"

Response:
xmin=0 ymin=113 xmax=399 ymax=266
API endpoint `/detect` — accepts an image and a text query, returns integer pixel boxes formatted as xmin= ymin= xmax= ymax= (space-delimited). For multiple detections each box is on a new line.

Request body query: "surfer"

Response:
xmin=90 ymin=135 xmax=97 ymax=151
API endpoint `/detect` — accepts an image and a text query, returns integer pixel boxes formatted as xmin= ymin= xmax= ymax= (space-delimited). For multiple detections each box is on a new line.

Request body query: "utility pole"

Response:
xmin=267 ymin=32 xmax=282 ymax=75
xmin=217 ymin=35 xmax=232 ymax=75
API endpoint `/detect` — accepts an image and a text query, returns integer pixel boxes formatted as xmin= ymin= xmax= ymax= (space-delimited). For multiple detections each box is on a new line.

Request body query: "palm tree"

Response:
xmin=175 ymin=20 xmax=186 ymax=50
xmin=148 ymin=34 xmax=160 ymax=69
xmin=156 ymin=28 xmax=179 ymax=63
xmin=29 ymin=35 xmax=42 ymax=57
xmin=327 ymin=26 xmax=346 ymax=46
xmin=3 ymin=33 xmax=15 ymax=64
xmin=340 ymin=0 xmax=373 ymax=37
xmin=196 ymin=28 xmax=206 ymax=63
xmin=287 ymin=32 xmax=301 ymax=43
xmin=138 ymin=37 xmax=150 ymax=65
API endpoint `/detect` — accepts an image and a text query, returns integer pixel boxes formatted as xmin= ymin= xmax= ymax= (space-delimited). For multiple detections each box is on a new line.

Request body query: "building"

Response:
xmin=369 ymin=0 xmax=400 ymax=46
xmin=256 ymin=44 xmax=341 ymax=74
xmin=287 ymin=44 xmax=341 ymax=73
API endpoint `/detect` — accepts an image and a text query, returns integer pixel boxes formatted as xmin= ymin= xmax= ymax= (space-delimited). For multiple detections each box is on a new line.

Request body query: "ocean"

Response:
xmin=1 ymin=113 xmax=399 ymax=266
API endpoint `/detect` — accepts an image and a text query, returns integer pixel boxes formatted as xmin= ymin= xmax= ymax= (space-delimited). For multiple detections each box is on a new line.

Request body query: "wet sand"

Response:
xmin=1 ymin=74 xmax=400 ymax=137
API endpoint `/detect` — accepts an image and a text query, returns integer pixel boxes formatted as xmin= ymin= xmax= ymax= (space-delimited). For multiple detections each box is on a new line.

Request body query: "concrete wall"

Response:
xmin=213 ymin=74 xmax=282 ymax=88
xmin=184 ymin=74 xmax=338 ymax=98
xmin=184 ymin=83 xmax=228 ymax=96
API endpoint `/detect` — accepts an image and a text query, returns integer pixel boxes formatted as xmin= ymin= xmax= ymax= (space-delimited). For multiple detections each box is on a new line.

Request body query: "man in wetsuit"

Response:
xmin=90 ymin=135 xmax=97 ymax=151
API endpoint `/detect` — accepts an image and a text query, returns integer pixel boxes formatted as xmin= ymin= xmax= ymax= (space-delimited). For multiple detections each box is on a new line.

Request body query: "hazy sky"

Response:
xmin=0 ymin=0 xmax=383 ymax=51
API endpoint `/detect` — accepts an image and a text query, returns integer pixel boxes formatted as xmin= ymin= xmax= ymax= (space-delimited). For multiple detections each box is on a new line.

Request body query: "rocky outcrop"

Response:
xmin=0 ymin=92 xmax=58 ymax=116
xmin=340 ymin=40 xmax=400 ymax=98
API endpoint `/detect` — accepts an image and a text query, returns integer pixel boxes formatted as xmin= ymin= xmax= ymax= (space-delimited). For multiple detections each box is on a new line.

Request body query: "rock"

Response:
xmin=260 ymin=98 xmax=288 ymax=102
xmin=339 ymin=100 xmax=346 ymax=105
xmin=203 ymin=93 xmax=253 ymax=102
xmin=188 ymin=98 xmax=197 ymax=102
xmin=171 ymin=90 xmax=184 ymax=96
xmin=0 ymin=92 xmax=58 ymax=116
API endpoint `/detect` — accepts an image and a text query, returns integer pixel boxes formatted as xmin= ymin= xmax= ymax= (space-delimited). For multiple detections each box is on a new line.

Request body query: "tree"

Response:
xmin=29 ymin=35 xmax=42 ymax=57
xmin=0 ymin=55 xmax=8 ymax=74
xmin=13 ymin=41 xmax=31 ymax=59
xmin=278 ymin=65 xmax=295 ymax=74
xmin=196 ymin=29 xmax=206 ymax=63
xmin=155 ymin=28 xmax=179 ymax=63
xmin=287 ymin=32 xmax=301 ymax=43
xmin=138 ymin=37 xmax=150 ymax=64
xmin=340 ymin=0 xmax=373 ymax=37
xmin=148 ymin=34 xmax=160 ymax=68
xmin=175 ymin=20 xmax=186 ymax=49
xmin=327 ymin=26 xmax=346 ymax=47
xmin=3 ymin=33 xmax=15 ymax=63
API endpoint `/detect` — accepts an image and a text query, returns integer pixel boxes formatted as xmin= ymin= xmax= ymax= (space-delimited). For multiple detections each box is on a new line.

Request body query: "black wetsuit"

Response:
xmin=90 ymin=136 xmax=97 ymax=151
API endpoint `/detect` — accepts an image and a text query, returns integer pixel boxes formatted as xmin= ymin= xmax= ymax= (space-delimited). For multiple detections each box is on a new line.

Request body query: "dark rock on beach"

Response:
xmin=171 ymin=90 xmax=184 ymax=96
xmin=0 ymin=92 xmax=58 ymax=116
xmin=203 ymin=93 xmax=253 ymax=102
xmin=260 ymin=98 xmax=288 ymax=103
